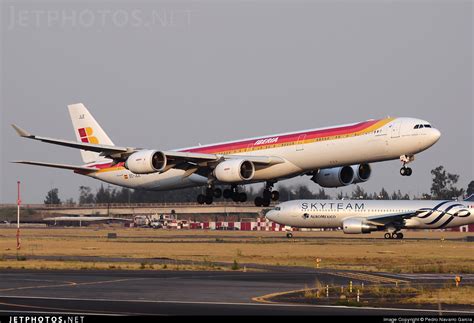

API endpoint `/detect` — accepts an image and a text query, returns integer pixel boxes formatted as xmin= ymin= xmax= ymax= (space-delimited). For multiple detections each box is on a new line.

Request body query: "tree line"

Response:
xmin=44 ymin=165 xmax=474 ymax=205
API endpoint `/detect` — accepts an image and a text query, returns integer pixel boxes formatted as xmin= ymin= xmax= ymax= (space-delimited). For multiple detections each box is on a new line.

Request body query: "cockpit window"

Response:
xmin=274 ymin=207 xmax=281 ymax=211
xmin=414 ymin=125 xmax=419 ymax=129
xmin=424 ymin=124 xmax=431 ymax=128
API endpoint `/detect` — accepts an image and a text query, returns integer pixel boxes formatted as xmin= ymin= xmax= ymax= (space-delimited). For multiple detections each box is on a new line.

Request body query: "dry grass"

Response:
xmin=404 ymin=286 xmax=474 ymax=306
xmin=298 ymin=284 xmax=474 ymax=306
xmin=0 ymin=258 xmax=233 ymax=272
xmin=0 ymin=228 xmax=472 ymax=273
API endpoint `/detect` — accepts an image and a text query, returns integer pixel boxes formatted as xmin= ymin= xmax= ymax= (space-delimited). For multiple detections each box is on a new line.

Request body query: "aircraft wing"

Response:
xmin=12 ymin=124 xmax=285 ymax=170
xmin=163 ymin=151 xmax=285 ymax=165
xmin=365 ymin=211 xmax=421 ymax=226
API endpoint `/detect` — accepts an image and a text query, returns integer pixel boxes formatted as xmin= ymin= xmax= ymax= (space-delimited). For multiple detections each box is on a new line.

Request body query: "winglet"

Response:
xmin=11 ymin=124 xmax=33 ymax=137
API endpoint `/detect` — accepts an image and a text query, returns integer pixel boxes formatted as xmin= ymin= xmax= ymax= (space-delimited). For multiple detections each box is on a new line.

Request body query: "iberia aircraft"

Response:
xmin=12 ymin=103 xmax=441 ymax=206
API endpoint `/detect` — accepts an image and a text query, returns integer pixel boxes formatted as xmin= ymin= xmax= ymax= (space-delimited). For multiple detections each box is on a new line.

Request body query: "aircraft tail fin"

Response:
xmin=464 ymin=194 xmax=474 ymax=202
xmin=68 ymin=103 xmax=114 ymax=164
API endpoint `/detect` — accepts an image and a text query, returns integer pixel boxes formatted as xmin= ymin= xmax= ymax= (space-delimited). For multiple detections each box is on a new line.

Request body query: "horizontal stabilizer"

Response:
xmin=11 ymin=124 xmax=131 ymax=157
xmin=12 ymin=160 xmax=98 ymax=173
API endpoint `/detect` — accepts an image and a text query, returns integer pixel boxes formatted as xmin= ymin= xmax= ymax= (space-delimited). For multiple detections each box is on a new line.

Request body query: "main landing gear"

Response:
xmin=254 ymin=182 xmax=280 ymax=207
xmin=399 ymin=155 xmax=414 ymax=177
xmin=384 ymin=232 xmax=404 ymax=239
xmin=286 ymin=232 xmax=293 ymax=239
xmin=197 ymin=184 xmax=248 ymax=205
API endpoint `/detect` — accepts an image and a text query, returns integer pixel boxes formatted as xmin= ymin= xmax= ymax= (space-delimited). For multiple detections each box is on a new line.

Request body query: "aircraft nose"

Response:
xmin=431 ymin=128 xmax=441 ymax=143
xmin=266 ymin=210 xmax=276 ymax=221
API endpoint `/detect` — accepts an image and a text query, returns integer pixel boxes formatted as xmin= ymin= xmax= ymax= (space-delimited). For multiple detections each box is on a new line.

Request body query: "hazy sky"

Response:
xmin=1 ymin=0 xmax=472 ymax=203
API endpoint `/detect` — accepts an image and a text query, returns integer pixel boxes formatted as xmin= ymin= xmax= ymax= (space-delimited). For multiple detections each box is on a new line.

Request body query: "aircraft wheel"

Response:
xmin=392 ymin=232 xmax=402 ymax=239
xmin=205 ymin=195 xmax=213 ymax=205
xmin=384 ymin=232 xmax=392 ymax=239
xmin=262 ymin=198 xmax=271 ymax=207
xmin=271 ymin=191 xmax=280 ymax=201
xmin=263 ymin=190 xmax=271 ymax=200
xmin=395 ymin=232 xmax=404 ymax=239
xmin=406 ymin=168 xmax=412 ymax=176
xmin=400 ymin=167 xmax=407 ymax=176
xmin=286 ymin=232 xmax=293 ymax=239
xmin=223 ymin=189 xmax=232 ymax=199
xmin=239 ymin=192 xmax=247 ymax=203
xmin=254 ymin=197 xmax=263 ymax=207
xmin=232 ymin=192 xmax=240 ymax=202
xmin=214 ymin=188 xmax=222 ymax=198
xmin=197 ymin=194 xmax=206 ymax=205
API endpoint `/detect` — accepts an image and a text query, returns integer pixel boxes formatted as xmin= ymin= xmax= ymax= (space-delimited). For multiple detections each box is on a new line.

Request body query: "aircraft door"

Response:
xmin=296 ymin=134 xmax=306 ymax=151
xmin=390 ymin=121 xmax=402 ymax=138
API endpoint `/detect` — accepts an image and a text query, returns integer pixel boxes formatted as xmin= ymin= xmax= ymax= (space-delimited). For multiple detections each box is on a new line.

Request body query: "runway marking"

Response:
xmin=0 ymin=299 xmax=163 ymax=316
xmin=0 ymin=278 xmax=147 ymax=293
xmin=0 ymin=294 xmax=472 ymax=315
xmin=0 ymin=309 xmax=116 ymax=316
xmin=0 ymin=280 xmax=77 ymax=292
xmin=252 ymin=288 xmax=307 ymax=304
xmin=329 ymin=271 xmax=408 ymax=284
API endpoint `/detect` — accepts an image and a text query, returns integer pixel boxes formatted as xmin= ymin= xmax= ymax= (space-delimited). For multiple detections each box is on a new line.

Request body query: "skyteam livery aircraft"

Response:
xmin=12 ymin=103 xmax=441 ymax=206
xmin=266 ymin=197 xmax=474 ymax=239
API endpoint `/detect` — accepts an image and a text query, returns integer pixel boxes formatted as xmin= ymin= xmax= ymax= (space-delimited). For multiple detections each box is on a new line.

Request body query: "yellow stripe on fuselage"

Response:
xmin=92 ymin=118 xmax=395 ymax=174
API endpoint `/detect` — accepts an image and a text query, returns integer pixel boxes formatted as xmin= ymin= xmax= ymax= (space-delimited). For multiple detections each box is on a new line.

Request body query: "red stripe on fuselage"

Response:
xmin=183 ymin=120 xmax=379 ymax=154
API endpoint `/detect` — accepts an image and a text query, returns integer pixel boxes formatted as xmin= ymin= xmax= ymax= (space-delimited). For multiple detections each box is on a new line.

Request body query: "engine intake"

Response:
xmin=342 ymin=217 xmax=378 ymax=234
xmin=214 ymin=159 xmax=255 ymax=183
xmin=124 ymin=150 xmax=167 ymax=174
xmin=352 ymin=163 xmax=371 ymax=184
xmin=312 ymin=166 xmax=354 ymax=188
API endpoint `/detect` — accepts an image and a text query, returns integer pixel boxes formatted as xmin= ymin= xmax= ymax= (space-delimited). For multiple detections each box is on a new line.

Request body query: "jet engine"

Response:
xmin=342 ymin=217 xmax=378 ymax=234
xmin=124 ymin=150 xmax=167 ymax=174
xmin=351 ymin=163 xmax=372 ymax=184
xmin=214 ymin=159 xmax=255 ymax=183
xmin=312 ymin=166 xmax=354 ymax=188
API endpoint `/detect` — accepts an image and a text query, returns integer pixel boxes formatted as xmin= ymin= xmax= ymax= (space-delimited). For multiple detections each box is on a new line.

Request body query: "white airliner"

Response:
xmin=266 ymin=197 xmax=474 ymax=239
xmin=12 ymin=103 xmax=441 ymax=206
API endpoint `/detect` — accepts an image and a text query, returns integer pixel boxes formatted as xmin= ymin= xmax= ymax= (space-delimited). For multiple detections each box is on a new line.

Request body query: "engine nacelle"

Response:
xmin=124 ymin=150 xmax=167 ymax=174
xmin=214 ymin=159 xmax=255 ymax=183
xmin=351 ymin=163 xmax=372 ymax=184
xmin=342 ymin=217 xmax=378 ymax=234
xmin=312 ymin=166 xmax=354 ymax=188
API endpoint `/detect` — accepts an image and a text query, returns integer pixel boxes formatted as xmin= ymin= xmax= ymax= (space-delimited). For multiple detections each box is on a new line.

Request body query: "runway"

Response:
xmin=0 ymin=270 xmax=473 ymax=315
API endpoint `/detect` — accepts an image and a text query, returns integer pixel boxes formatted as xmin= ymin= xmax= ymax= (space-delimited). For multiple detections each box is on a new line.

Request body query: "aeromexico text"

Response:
xmin=301 ymin=202 xmax=365 ymax=211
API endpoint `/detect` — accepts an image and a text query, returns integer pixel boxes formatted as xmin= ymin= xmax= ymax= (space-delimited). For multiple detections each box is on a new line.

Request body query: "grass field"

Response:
xmin=0 ymin=227 xmax=473 ymax=273
xmin=279 ymin=283 xmax=474 ymax=307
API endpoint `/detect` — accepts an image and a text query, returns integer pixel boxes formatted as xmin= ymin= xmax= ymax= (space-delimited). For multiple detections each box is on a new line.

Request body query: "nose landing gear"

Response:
xmin=399 ymin=155 xmax=414 ymax=177
xmin=400 ymin=167 xmax=412 ymax=176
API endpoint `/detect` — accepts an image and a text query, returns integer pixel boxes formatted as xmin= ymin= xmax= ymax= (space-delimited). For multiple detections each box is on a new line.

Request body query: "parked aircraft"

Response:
xmin=266 ymin=196 xmax=474 ymax=238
